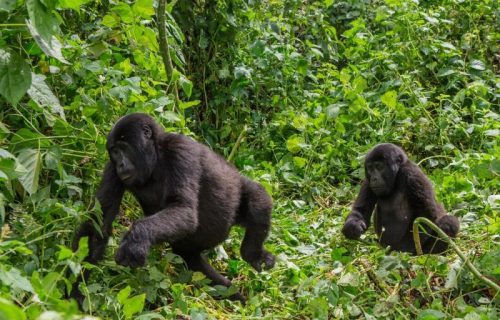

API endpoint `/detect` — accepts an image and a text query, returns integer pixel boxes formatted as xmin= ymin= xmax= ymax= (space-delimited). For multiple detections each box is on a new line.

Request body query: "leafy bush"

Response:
xmin=0 ymin=0 xmax=498 ymax=318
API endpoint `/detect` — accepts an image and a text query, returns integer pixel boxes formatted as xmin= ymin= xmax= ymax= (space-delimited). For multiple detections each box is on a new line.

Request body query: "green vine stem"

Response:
xmin=156 ymin=0 xmax=180 ymax=110
xmin=413 ymin=217 xmax=499 ymax=293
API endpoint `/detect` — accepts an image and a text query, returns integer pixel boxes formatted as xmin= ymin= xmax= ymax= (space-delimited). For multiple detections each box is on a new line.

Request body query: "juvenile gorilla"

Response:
xmin=73 ymin=113 xmax=275 ymax=302
xmin=342 ymin=143 xmax=459 ymax=254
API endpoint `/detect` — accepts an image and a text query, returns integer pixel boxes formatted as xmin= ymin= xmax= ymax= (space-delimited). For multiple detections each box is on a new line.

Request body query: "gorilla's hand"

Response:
xmin=115 ymin=231 xmax=150 ymax=268
xmin=242 ymin=249 xmax=276 ymax=272
xmin=342 ymin=217 xmax=367 ymax=240
xmin=73 ymin=220 xmax=109 ymax=263
xmin=435 ymin=215 xmax=459 ymax=237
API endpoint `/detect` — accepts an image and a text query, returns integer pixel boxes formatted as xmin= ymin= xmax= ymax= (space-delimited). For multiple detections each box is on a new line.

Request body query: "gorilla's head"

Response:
xmin=106 ymin=113 xmax=161 ymax=186
xmin=364 ymin=143 xmax=408 ymax=196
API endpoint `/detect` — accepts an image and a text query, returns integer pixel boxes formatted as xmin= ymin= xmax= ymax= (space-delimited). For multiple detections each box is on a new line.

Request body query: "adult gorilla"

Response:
xmin=342 ymin=143 xmax=459 ymax=254
xmin=72 ymin=113 xmax=275 ymax=303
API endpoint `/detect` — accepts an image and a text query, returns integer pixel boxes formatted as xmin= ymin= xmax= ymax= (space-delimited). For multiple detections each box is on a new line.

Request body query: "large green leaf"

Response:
xmin=58 ymin=0 xmax=91 ymax=12
xmin=0 ymin=266 xmax=34 ymax=293
xmin=0 ymin=0 xmax=20 ymax=11
xmin=17 ymin=148 xmax=42 ymax=195
xmin=0 ymin=49 xmax=32 ymax=106
xmin=123 ymin=294 xmax=146 ymax=318
xmin=0 ymin=298 xmax=26 ymax=320
xmin=27 ymin=73 xmax=65 ymax=120
xmin=26 ymin=0 xmax=68 ymax=64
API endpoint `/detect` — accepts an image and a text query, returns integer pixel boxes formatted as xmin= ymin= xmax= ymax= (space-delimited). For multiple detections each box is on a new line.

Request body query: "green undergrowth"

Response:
xmin=0 ymin=0 xmax=498 ymax=319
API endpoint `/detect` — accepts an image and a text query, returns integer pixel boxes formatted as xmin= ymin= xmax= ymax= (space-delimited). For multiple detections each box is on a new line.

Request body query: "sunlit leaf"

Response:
xmin=58 ymin=0 xmax=91 ymax=12
xmin=27 ymin=73 xmax=65 ymax=120
xmin=0 ymin=298 xmax=26 ymax=320
xmin=0 ymin=266 xmax=34 ymax=293
xmin=26 ymin=0 xmax=68 ymax=64
xmin=17 ymin=148 xmax=42 ymax=195
xmin=117 ymin=285 xmax=131 ymax=304
xmin=380 ymin=90 xmax=397 ymax=108
xmin=123 ymin=294 xmax=146 ymax=318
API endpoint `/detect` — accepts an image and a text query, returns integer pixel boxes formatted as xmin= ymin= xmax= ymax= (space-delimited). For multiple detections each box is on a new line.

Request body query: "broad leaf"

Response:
xmin=17 ymin=148 xmax=42 ymax=195
xmin=0 ymin=266 xmax=34 ymax=293
xmin=123 ymin=294 xmax=146 ymax=318
xmin=0 ymin=0 xmax=19 ymax=11
xmin=0 ymin=49 xmax=32 ymax=106
xmin=27 ymin=73 xmax=65 ymax=120
xmin=380 ymin=90 xmax=397 ymax=108
xmin=178 ymin=74 xmax=193 ymax=98
xmin=58 ymin=0 xmax=91 ymax=12
xmin=117 ymin=285 xmax=131 ymax=304
xmin=26 ymin=0 xmax=68 ymax=64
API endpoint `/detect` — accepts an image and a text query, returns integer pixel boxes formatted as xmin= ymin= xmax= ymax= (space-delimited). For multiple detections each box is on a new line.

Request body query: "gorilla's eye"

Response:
xmin=374 ymin=162 xmax=385 ymax=171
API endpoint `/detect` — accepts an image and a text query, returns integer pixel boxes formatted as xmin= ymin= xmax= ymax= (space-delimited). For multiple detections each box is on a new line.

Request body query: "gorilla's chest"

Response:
xmin=129 ymin=181 xmax=169 ymax=215
xmin=375 ymin=191 xmax=412 ymax=240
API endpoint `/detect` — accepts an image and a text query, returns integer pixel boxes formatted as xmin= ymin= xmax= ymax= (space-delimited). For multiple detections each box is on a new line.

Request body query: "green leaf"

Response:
xmin=0 ymin=298 xmax=26 ymax=320
xmin=417 ymin=309 xmax=446 ymax=320
xmin=0 ymin=49 xmax=32 ymax=106
xmin=111 ymin=3 xmax=133 ymax=23
xmin=76 ymin=236 xmax=89 ymax=260
xmin=102 ymin=14 xmax=120 ymax=28
xmin=26 ymin=0 xmax=69 ymax=64
xmin=27 ymin=73 xmax=65 ymax=120
xmin=0 ymin=0 xmax=20 ymax=11
xmin=286 ymin=135 xmax=305 ymax=154
xmin=380 ymin=90 xmax=397 ymax=108
xmin=470 ymin=59 xmax=485 ymax=71
xmin=117 ymin=285 xmax=131 ymax=304
xmin=0 ymin=266 xmax=35 ymax=293
xmin=58 ymin=0 xmax=91 ymax=12
xmin=17 ymin=148 xmax=42 ymax=195
xmin=293 ymin=156 xmax=307 ymax=168
xmin=56 ymin=245 xmax=73 ymax=261
xmin=123 ymin=294 xmax=146 ymax=318
xmin=132 ymin=0 xmax=154 ymax=18
xmin=178 ymin=74 xmax=193 ymax=98
xmin=179 ymin=100 xmax=200 ymax=110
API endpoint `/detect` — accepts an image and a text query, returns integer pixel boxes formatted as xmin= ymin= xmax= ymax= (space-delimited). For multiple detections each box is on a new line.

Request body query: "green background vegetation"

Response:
xmin=0 ymin=0 xmax=498 ymax=319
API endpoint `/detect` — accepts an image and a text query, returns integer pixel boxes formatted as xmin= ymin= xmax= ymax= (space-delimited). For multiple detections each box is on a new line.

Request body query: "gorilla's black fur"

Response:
xmin=72 ymin=113 xmax=275 ymax=303
xmin=342 ymin=143 xmax=459 ymax=254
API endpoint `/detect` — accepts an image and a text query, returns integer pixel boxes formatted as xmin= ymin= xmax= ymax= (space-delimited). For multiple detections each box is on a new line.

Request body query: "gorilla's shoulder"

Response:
xmin=159 ymin=133 xmax=200 ymax=150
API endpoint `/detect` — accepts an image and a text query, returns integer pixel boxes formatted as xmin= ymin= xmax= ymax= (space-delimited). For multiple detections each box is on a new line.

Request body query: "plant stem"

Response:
xmin=413 ymin=217 xmax=499 ymax=293
xmin=156 ymin=0 xmax=180 ymax=110
xmin=227 ymin=125 xmax=247 ymax=162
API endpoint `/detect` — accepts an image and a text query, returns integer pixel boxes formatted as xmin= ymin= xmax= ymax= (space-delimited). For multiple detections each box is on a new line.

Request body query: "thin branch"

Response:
xmin=413 ymin=217 xmax=499 ymax=293
xmin=156 ymin=0 xmax=180 ymax=110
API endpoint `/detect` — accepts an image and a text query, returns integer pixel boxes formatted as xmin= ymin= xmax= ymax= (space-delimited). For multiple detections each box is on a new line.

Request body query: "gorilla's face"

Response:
xmin=365 ymin=159 xmax=398 ymax=196
xmin=365 ymin=143 xmax=407 ymax=197
xmin=107 ymin=116 xmax=158 ymax=186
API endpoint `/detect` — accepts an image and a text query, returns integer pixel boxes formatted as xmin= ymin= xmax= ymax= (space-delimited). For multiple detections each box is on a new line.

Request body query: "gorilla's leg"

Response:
xmin=177 ymin=251 xmax=245 ymax=302
xmin=239 ymin=180 xmax=275 ymax=272
xmin=422 ymin=215 xmax=459 ymax=254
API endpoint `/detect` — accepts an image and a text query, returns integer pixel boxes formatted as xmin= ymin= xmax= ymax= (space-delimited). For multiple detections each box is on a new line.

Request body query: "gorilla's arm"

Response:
xmin=342 ymin=180 xmax=377 ymax=240
xmin=73 ymin=162 xmax=125 ymax=263
xmin=115 ymin=144 xmax=201 ymax=267
xmin=404 ymin=163 xmax=442 ymax=220
xmin=70 ymin=162 xmax=124 ymax=304
xmin=404 ymin=163 xmax=459 ymax=253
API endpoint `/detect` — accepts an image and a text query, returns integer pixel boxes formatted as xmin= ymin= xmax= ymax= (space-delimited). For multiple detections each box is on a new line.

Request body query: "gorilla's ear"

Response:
xmin=396 ymin=153 xmax=405 ymax=164
xmin=142 ymin=124 xmax=153 ymax=139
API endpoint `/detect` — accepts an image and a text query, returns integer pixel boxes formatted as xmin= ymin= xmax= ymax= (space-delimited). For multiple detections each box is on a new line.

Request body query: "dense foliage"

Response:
xmin=0 ymin=0 xmax=498 ymax=319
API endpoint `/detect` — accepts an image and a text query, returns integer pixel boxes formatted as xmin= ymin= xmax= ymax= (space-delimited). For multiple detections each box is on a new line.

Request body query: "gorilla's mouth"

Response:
xmin=120 ymin=174 xmax=134 ymax=182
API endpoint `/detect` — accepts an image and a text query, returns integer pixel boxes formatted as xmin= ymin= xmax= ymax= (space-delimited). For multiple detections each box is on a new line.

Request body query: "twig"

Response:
xmin=227 ymin=126 xmax=247 ymax=162
xmin=413 ymin=217 xmax=499 ymax=292
xmin=156 ymin=0 xmax=180 ymax=110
